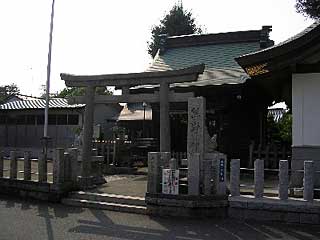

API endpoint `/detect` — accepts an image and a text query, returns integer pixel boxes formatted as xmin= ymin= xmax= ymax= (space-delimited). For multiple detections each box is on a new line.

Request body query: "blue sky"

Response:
xmin=0 ymin=0 xmax=313 ymax=96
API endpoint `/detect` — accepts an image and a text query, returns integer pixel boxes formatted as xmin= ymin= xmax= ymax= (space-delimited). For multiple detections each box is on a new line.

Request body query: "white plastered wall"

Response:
xmin=292 ymin=73 xmax=320 ymax=146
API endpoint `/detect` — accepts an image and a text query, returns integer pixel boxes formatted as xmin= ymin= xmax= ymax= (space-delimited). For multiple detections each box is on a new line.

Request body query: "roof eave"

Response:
xmin=236 ymin=21 xmax=320 ymax=70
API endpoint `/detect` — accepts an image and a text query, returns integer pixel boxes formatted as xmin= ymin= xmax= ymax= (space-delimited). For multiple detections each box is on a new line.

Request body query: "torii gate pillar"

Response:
xmin=78 ymin=86 xmax=95 ymax=187
xmin=60 ymin=64 xmax=205 ymax=189
xmin=160 ymin=82 xmax=170 ymax=152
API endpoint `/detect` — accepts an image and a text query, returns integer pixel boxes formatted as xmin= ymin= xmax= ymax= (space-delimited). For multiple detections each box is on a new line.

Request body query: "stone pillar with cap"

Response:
xmin=303 ymin=160 xmax=314 ymax=202
xmin=254 ymin=159 xmax=264 ymax=198
xmin=278 ymin=160 xmax=289 ymax=200
xmin=38 ymin=153 xmax=47 ymax=183
xmin=10 ymin=151 xmax=17 ymax=179
xmin=188 ymin=153 xmax=200 ymax=195
xmin=230 ymin=159 xmax=240 ymax=197
xmin=147 ymin=152 xmax=162 ymax=194
xmin=24 ymin=151 xmax=31 ymax=181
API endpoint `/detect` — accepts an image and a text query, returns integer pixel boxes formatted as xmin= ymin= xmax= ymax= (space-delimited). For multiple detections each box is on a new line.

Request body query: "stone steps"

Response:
xmin=61 ymin=191 xmax=147 ymax=214
xmin=68 ymin=191 xmax=146 ymax=206
xmin=61 ymin=198 xmax=147 ymax=214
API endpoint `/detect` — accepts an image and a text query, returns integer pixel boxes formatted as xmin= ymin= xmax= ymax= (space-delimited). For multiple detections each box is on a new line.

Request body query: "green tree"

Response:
xmin=0 ymin=84 xmax=20 ymax=103
xmin=295 ymin=0 xmax=320 ymax=20
xmin=55 ymin=86 xmax=112 ymax=98
xmin=147 ymin=3 xmax=203 ymax=58
xmin=277 ymin=113 xmax=292 ymax=145
xmin=266 ymin=112 xmax=292 ymax=146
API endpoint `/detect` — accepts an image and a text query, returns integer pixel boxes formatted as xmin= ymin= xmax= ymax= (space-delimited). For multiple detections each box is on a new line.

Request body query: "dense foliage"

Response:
xmin=56 ymin=87 xmax=112 ymax=98
xmin=266 ymin=112 xmax=292 ymax=146
xmin=0 ymin=84 xmax=20 ymax=103
xmin=296 ymin=0 xmax=320 ymax=19
xmin=147 ymin=3 xmax=203 ymax=58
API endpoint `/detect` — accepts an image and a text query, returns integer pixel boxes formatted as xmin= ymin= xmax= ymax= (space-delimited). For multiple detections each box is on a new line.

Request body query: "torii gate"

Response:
xmin=60 ymin=64 xmax=205 ymax=188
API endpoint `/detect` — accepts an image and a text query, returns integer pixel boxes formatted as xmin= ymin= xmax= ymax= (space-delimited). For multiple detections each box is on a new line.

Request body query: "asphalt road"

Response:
xmin=0 ymin=195 xmax=320 ymax=240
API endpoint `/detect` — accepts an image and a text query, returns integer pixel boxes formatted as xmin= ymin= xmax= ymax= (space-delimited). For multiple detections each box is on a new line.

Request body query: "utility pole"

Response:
xmin=43 ymin=0 xmax=55 ymax=158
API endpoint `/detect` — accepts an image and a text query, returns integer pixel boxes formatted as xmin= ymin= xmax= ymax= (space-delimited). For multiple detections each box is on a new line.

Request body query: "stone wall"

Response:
xmin=228 ymin=158 xmax=320 ymax=224
xmin=0 ymin=148 xmax=78 ymax=202
xmin=229 ymin=196 xmax=320 ymax=224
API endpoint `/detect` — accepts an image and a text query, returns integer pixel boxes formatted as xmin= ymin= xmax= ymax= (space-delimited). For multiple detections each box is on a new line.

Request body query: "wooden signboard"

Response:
xmin=162 ymin=169 xmax=179 ymax=195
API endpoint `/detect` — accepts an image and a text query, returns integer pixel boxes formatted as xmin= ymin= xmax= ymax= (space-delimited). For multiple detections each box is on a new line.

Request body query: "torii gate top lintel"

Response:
xmin=60 ymin=64 xmax=205 ymax=87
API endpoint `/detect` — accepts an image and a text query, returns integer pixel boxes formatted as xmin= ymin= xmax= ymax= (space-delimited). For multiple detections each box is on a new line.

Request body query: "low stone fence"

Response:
xmin=145 ymin=152 xmax=228 ymax=217
xmin=229 ymin=159 xmax=320 ymax=224
xmin=0 ymin=148 xmax=79 ymax=201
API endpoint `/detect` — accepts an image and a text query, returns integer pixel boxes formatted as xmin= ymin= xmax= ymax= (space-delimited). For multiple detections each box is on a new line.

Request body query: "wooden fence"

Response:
xmin=249 ymin=142 xmax=291 ymax=168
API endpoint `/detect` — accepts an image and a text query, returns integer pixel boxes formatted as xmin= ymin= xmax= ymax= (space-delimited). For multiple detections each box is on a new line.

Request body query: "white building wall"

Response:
xmin=292 ymin=73 xmax=320 ymax=146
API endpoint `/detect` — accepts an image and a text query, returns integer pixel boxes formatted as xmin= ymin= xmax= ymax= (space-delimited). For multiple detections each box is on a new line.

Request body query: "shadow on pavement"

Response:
xmin=68 ymin=208 xmax=320 ymax=240
xmin=0 ymin=194 xmax=84 ymax=240
xmin=2 ymin=194 xmax=320 ymax=240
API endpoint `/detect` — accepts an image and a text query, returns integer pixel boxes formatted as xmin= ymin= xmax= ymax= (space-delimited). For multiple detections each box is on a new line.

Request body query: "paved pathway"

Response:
xmin=89 ymin=174 xmax=148 ymax=197
xmin=1 ymin=195 xmax=320 ymax=240
xmin=86 ymin=172 xmax=280 ymax=198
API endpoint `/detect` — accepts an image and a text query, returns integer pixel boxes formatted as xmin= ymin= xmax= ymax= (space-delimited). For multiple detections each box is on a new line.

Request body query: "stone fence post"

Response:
xmin=188 ymin=153 xmax=200 ymax=195
xmin=92 ymin=148 xmax=98 ymax=156
xmin=53 ymin=148 xmax=65 ymax=188
xmin=10 ymin=151 xmax=17 ymax=179
xmin=230 ymin=159 xmax=240 ymax=197
xmin=278 ymin=160 xmax=288 ymax=200
xmin=147 ymin=152 xmax=161 ymax=194
xmin=203 ymin=160 xmax=213 ymax=195
xmin=254 ymin=159 xmax=264 ymax=198
xmin=169 ymin=158 xmax=178 ymax=170
xmin=24 ymin=151 xmax=31 ymax=181
xmin=161 ymin=152 xmax=171 ymax=169
xmin=0 ymin=151 xmax=3 ymax=178
xmin=303 ymin=160 xmax=314 ymax=202
xmin=64 ymin=152 xmax=71 ymax=182
xmin=68 ymin=148 xmax=79 ymax=184
xmin=38 ymin=153 xmax=47 ymax=183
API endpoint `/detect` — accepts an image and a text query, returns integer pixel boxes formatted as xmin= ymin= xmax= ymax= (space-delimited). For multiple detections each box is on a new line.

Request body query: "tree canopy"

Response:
xmin=266 ymin=112 xmax=292 ymax=146
xmin=55 ymin=86 xmax=112 ymax=98
xmin=147 ymin=3 xmax=203 ymax=58
xmin=295 ymin=0 xmax=320 ymax=20
xmin=0 ymin=84 xmax=20 ymax=103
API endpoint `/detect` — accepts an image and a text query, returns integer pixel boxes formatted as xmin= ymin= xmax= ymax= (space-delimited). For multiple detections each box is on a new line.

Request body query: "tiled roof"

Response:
xmin=0 ymin=98 xmax=85 ymax=110
xmin=236 ymin=21 xmax=320 ymax=67
xmin=144 ymin=41 xmax=261 ymax=88
xmin=164 ymin=29 xmax=269 ymax=49
xmin=241 ymin=21 xmax=320 ymax=58
xmin=137 ymin=28 xmax=272 ymax=89
xmin=4 ymin=94 xmax=42 ymax=103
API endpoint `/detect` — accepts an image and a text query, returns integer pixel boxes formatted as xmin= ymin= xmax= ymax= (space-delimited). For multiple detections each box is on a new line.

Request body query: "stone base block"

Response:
xmin=0 ymin=178 xmax=71 ymax=202
xmin=229 ymin=196 xmax=320 ymax=224
xmin=292 ymin=146 xmax=320 ymax=187
xmin=93 ymin=175 xmax=106 ymax=185
xmin=77 ymin=176 xmax=96 ymax=190
xmin=145 ymin=193 xmax=228 ymax=217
